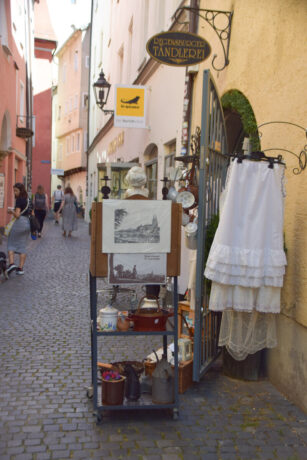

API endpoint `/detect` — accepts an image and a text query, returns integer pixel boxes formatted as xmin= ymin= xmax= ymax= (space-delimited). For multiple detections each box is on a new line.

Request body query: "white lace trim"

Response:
xmin=219 ymin=310 xmax=278 ymax=361
xmin=207 ymin=243 xmax=287 ymax=268
xmin=206 ymin=260 xmax=286 ymax=277
xmin=209 ymin=282 xmax=281 ymax=313
xmin=205 ymin=267 xmax=284 ymax=288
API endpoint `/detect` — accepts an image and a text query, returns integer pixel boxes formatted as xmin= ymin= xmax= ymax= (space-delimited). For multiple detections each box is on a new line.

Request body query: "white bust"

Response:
xmin=124 ymin=166 xmax=149 ymax=198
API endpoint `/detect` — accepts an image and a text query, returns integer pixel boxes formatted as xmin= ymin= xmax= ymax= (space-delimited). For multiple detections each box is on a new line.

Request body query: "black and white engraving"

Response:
xmin=108 ymin=253 xmax=166 ymax=284
xmin=102 ymin=200 xmax=171 ymax=253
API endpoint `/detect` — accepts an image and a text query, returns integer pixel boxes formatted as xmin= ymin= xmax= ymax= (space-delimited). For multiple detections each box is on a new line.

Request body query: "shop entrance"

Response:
xmin=193 ymin=70 xmax=229 ymax=381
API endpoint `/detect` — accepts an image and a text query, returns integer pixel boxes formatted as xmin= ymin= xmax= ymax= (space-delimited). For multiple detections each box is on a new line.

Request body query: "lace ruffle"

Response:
xmin=205 ymin=267 xmax=284 ymax=288
xmin=205 ymin=260 xmax=286 ymax=277
xmin=207 ymin=243 xmax=287 ymax=268
xmin=209 ymin=282 xmax=281 ymax=314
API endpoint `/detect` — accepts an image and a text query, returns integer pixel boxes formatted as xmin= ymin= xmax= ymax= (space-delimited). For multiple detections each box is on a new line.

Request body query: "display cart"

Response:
xmin=88 ymin=198 xmax=182 ymax=423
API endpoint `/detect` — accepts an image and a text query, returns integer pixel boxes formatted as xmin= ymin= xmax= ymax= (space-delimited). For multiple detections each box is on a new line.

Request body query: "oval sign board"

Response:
xmin=146 ymin=31 xmax=211 ymax=67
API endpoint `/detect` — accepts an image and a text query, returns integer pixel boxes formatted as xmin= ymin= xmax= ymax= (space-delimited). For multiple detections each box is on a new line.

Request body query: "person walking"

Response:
xmin=59 ymin=186 xmax=78 ymax=237
xmin=33 ymin=185 xmax=49 ymax=237
xmin=5 ymin=183 xmax=31 ymax=276
xmin=52 ymin=185 xmax=64 ymax=224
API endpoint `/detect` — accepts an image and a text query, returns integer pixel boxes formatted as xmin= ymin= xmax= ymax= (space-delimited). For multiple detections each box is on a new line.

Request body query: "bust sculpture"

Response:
xmin=124 ymin=166 xmax=149 ymax=198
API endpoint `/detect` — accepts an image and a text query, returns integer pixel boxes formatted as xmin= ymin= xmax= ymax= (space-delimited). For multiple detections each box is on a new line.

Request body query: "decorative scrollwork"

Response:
xmin=251 ymin=121 xmax=307 ymax=175
xmin=174 ymin=7 xmax=233 ymax=71
xmin=190 ymin=126 xmax=201 ymax=156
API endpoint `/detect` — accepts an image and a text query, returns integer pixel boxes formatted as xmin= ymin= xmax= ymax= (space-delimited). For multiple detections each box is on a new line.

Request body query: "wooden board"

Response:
xmin=90 ymin=200 xmax=182 ymax=278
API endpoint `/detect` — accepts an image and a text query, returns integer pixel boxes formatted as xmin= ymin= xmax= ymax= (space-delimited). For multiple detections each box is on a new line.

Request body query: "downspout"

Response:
xmin=181 ymin=0 xmax=199 ymax=155
xmin=86 ymin=0 xmax=94 ymax=212
xmin=25 ymin=0 xmax=34 ymax=194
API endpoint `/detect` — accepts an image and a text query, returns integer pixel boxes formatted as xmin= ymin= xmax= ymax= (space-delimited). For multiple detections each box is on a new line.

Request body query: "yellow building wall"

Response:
xmin=191 ymin=0 xmax=307 ymax=410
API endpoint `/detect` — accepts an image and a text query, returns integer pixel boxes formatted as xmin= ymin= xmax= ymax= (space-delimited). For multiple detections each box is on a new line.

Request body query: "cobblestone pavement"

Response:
xmin=0 ymin=216 xmax=306 ymax=460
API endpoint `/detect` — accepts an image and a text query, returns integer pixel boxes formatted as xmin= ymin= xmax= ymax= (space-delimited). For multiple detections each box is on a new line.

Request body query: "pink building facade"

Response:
xmin=0 ymin=0 xmax=34 ymax=230
xmin=32 ymin=0 xmax=57 ymax=203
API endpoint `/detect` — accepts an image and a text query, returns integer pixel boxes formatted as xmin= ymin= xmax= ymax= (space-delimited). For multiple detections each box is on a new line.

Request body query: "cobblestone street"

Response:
xmin=0 ymin=216 xmax=306 ymax=460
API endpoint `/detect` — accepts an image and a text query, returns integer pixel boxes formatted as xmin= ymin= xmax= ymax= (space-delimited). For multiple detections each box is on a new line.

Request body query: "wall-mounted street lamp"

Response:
xmin=93 ymin=69 xmax=114 ymax=115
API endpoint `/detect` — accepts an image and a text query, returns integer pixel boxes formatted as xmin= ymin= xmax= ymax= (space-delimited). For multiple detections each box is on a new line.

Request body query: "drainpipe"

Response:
xmin=181 ymin=0 xmax=199 ymax=155
xmin=25 ymin=0 xmax=34 ymax=194
xmin=86 ymin=0 xmax=94 ymax=217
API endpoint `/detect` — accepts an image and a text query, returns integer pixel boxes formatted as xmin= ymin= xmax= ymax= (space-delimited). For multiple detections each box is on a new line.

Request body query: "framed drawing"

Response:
xmin=108 ymin=253 xmax=166 ymax=284
xmin=102 ymin=200 xmax=171 ymax=253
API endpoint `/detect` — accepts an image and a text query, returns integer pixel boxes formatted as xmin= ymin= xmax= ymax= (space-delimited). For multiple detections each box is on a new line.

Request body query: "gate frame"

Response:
xmin=193 ymin=69 xmax=229 ymax=381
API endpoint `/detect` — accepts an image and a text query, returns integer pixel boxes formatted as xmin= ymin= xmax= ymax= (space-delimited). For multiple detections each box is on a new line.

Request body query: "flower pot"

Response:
xmin=101 ymin=377 xmax=125 ymax=405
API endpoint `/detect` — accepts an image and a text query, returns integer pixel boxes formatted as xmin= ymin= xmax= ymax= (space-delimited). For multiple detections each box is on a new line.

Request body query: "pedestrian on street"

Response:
xmin=5 ymin=183 xmax=31 ymax=276
xmin=52 ymin=184 xmax=64 ymax=224
xmin=33 ymin=185 xmax=49 ymax=237
xmin=59 ymin=186 xmax=78 ymax=237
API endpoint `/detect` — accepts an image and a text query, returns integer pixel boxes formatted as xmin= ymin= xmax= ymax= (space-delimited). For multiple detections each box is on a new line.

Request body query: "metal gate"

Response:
xmin=193 ymin=69 xmax=229 ymax=381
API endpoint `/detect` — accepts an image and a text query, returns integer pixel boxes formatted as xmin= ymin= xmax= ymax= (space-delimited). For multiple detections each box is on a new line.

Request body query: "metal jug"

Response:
xmin=152 ymin=351 xmax=174 ymax=404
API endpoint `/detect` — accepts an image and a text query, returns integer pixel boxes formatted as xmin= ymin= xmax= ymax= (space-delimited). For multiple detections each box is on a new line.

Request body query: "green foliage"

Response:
xmin=204 ymin=213 xmax=219 ymax=295
xmin=221 ymin=90 xmax=260 ymax=151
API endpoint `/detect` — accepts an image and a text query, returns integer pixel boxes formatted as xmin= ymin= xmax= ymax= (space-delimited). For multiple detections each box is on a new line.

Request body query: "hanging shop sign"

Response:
xmin=51 ymin=168 xmax=64 ymax=176
xmin=146 ymin=31 xmax=211 ymax=67
xmin=114 ymin=85 xmax=146 ymax=128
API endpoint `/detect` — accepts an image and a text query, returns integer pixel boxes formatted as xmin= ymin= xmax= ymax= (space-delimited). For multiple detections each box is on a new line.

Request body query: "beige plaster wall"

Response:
xmin=192 ymin=0 xmax=307 ymax=408
xmin=194 ymin=0 xmax=307 ymax=325
xmin=267 ymin=315 xmax=307 ymax=412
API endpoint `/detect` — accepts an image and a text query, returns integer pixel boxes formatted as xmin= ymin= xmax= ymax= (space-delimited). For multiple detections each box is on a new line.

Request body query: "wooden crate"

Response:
xmin=144 ymin=358 xmax=194 ymax=394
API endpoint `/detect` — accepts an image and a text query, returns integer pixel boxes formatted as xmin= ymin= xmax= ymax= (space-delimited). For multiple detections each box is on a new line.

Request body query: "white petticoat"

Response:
xmin=209 ymin=282 xmax=281 ymax=314
xmin=219 ymin=310 xmax=277 ymax=361
xmin=204 ymin=160 xmax=287 ymax=295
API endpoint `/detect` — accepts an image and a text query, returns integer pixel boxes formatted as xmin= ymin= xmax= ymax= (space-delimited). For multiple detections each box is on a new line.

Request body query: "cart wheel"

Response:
xmin=172 ymin=408 xmax=179 ymax=420
xmin=86 ymin=387 xmax=93 ymax=399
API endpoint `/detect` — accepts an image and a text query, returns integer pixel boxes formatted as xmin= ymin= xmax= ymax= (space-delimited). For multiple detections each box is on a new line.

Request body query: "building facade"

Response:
xmin=32 ymin=0 xmax=57 ymax=202
xmin=0 ymin=0 xmax=35 ymax=231
xmin=54 ymin=26 xmax=90 ymax=207
xmin=190 ymin=0 xmax=307 ymax=411
xmin=87 ymin=0 xmax=185 ymax=212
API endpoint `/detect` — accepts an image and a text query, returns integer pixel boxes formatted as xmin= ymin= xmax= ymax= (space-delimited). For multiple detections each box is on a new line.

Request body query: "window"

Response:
xmin=85 ymin=55 xmax=89 ymax=68
xmin=82 ymin=93 xmax=88 ymax=108
xmin=74 ymin=94 xmax=78 ymax=109
xmin=164 ymin=140 xmax=176 ymax=177
xmin=19 ymin=81 xmax=25 ymax=123
xmin=71 ymin=135 xmax=75 ymax=152
xmin=83 ymin=131 xmax=88 ymax=152
xmin=76 ymin=133 xmax=80 ymax=151
xmin=145 ymin=160 xmax=158 ymax=199
xmin=74 ymin=50 xmax=78 ymax=71
xmin=66 ymin=136 xmax=70 ymax=154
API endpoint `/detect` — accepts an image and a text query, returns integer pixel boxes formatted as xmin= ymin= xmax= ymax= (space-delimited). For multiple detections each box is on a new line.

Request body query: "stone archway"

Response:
xmin=221 ymin=90 xmax=260 ymax=154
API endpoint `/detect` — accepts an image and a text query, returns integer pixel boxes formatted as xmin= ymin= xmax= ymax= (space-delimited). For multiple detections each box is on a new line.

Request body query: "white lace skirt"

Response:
xmin=219 ymin=310 xmax=277 ymax=361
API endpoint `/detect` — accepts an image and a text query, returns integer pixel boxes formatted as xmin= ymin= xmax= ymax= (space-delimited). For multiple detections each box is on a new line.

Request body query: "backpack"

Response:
xmin=34 ymin=193 xmax=46 ymax=210
xmin=54 ymin=189 xmax=63 ymax=201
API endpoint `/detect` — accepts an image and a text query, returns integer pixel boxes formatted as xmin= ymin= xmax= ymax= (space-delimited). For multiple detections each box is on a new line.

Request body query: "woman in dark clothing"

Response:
xmin=6 ymin=183 xmax=31 ymax=276
xmin=34 ymin=185 xmax=49 ymax=237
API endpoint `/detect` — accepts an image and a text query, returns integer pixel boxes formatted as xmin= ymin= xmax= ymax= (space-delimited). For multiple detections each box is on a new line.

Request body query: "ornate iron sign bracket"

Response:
xmin=253 ymin=121 xmax=307 ymax=175
xmin=174 ymin=6 xmax=233 ymax=71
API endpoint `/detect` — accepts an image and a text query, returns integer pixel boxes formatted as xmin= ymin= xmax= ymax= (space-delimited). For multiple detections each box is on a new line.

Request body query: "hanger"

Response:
xmin=226 ymin=151 xmax=285 ymax=168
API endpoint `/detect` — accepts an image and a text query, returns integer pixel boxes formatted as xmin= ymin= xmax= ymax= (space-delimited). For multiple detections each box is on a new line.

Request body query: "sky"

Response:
xmin=46 ymin=0 xmax=91 ymax=49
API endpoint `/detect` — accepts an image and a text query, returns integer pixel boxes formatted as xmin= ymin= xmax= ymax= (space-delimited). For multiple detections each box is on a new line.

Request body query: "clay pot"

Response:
xmin=117 ymin=316 xmax=130 ymax=331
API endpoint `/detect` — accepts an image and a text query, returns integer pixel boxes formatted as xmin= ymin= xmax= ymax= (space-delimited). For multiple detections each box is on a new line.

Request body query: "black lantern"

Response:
xmin=93 ymin=69 xmax=114 ymax=114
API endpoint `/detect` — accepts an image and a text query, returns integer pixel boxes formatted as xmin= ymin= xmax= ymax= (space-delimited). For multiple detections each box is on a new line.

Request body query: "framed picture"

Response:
xmin=108 ymin=253 xmax=166 ymax=284
xmin=102 ymin=200 xmax=171 ymax=253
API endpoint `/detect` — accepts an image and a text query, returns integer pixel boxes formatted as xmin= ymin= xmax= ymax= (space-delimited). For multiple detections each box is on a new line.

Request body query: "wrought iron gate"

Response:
xmin=193 ymin=70 xmax=229 ymax=381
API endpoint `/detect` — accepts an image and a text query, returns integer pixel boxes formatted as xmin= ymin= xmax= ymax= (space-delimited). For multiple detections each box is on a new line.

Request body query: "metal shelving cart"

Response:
xmin=87 ymin=199 xmax=182 ymax=423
